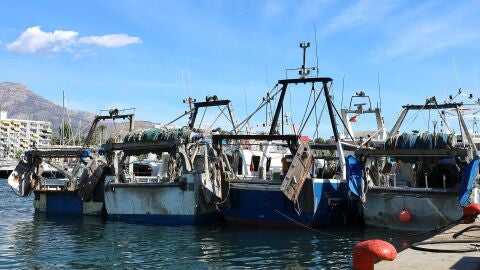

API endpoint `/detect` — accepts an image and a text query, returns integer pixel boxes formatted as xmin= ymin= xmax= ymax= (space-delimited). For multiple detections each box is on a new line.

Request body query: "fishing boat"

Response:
xmin=339 ymin=91 xmax=386 ymax=148
xmin=351 ymin=97 xmax=480 ymax=231
xmin=102 ymin=98 xmax=236 ymax=224
xmin=212 ymin=43 xmax=363 ymax=227
xmin=0 ymin=159 xmax=17 ymax=179
xmin=7 ymin=108 xmax=135 ymax=215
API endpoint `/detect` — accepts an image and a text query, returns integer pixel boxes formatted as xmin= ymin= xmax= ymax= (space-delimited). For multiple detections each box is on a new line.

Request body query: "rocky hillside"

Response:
xmin=0 ymin=82 xmax=153 ymax=134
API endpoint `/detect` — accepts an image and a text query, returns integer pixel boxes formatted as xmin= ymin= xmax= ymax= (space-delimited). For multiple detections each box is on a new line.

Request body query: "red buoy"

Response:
xmin=463 ymin=203 xmax=480 ymax=224
xmin=398 ymin=209 xmax=411 ymax=223
xmin=353 ymin=240 xmax=397 ymax=270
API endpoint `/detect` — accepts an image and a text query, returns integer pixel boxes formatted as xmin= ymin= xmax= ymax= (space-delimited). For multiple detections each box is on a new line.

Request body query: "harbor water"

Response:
xmin=0 ymin=180 xmax=432 ymax=269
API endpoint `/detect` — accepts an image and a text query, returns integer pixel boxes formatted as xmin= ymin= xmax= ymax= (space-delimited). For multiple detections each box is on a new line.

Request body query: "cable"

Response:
xmin=411 ymin=240 xmax=480 ymax=253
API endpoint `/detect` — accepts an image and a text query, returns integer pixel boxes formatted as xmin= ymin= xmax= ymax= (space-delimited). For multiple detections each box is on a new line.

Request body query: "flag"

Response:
xmin=349 ymin=114 xmax=359 ymax=122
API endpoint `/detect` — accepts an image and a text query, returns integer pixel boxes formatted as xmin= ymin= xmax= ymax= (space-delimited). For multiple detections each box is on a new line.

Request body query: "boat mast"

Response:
xmin=323 ymin=81 xmax=346 ymax=179
xmin=61 ymin=90 xmax=65 ymax=146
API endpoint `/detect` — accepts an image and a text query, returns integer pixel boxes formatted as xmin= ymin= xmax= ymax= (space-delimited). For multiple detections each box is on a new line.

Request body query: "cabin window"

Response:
xmin=251 ymin=155 xmax=260 ymax=172
xmin=133 ymin=163 xmax=153 ymax=176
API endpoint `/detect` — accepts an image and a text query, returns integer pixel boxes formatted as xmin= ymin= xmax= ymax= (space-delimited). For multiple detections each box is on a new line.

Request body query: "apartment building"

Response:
xmin=0 ymin=111 xmax=52 ymax=159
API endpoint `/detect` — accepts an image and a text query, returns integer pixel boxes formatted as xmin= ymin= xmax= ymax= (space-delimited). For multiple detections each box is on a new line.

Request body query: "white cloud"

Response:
xmin=377 ymin=3 xmax=480 ymax=60
xmin=6 ymin=26 xmax=141 ymax=54
xmin=6 ymin=26 xmax=78 ymax=53
xmin=323 ymin=0 xmax=401 ymax=34
xmin=262 ymin=0 xmax=286 ymax=17
xmin=79 ymin=34 xmax=142 ymax=47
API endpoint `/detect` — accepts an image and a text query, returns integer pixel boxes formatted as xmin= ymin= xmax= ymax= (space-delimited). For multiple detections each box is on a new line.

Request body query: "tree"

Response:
xmin=58 ymin=122 xmax=74 ymax=145
xmin=51 ymin=135 xmax=61 ymax=145
xmin=97 ymin=124 xmax=107 ymax=144
xmin=313 ymin=137 xmax=331 ymax=144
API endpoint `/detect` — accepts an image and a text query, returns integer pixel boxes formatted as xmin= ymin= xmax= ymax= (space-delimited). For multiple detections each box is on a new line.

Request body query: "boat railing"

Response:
xmin=131 ymin=175 xmax=160 ymax=183
xmin=40 ymin=178 xmax=69 ymax=190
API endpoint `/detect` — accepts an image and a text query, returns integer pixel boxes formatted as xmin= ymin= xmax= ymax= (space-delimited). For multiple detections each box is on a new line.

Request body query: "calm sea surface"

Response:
xmin=0 ymin=180 xmax=432 ymax=269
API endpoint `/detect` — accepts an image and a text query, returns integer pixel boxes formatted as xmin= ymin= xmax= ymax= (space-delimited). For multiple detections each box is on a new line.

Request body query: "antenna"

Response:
xmin=377 ymin=72 xmax=382 ymax=110
xmin=341 ymin=74 xmax=345 ymax=109
xmin=452 ymin=54 xmax=461 ymax=89
xmin=474 ymin=66 xmax=479 ymax=93
xmin=61 ymin=90 xmax=65 ymax=145
xmin=265 ymin=65 xmax=270 ymax=91
xmin=299 ymin=42 xmax=310 ymax=78
xmin=314 ymin=23 xmax=319 ymax=76
xmin=186 ymin=69 xmax=192 ymax=97
xmin=181 ymin=68 xmax=187 ymax=97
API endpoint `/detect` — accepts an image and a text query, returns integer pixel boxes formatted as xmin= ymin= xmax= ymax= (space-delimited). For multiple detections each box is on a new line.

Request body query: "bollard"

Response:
xmin=353 ymin=240 xmax=397 ymax=270
xmin=463 ymin=203 xmax=480 ymax=224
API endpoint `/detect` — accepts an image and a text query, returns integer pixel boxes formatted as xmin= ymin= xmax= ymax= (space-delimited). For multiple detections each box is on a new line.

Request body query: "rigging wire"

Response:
xmin=198 ymin=107 xmax=207 ymax=130
xmin=236 ymin=84 xmax=281 ymax=131
xmin=313 ymin=99 xmax=327 ymax=140
xmin=298 ymin=86 xmax=315 ymax=133
xmin=299 ymin=85 xmax=323 ymax=135
xmin=206 ymin=106 xmax=228 ymax=132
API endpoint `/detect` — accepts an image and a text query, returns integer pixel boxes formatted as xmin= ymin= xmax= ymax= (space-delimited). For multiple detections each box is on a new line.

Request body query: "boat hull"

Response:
xmin=363 ymin=187 xmax=480 ymax=231
xmin=222 ymin=178 xmax=357 ymax=226
xmin=34 ymin=190 xmax=104 ymax=216
xmin=104 ymin=174 xmax=221 ymax=225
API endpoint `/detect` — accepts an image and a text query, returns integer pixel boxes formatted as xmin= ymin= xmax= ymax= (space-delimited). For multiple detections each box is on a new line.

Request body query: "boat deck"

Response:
xmin=376 ymin=222 xmax=480 ymax=269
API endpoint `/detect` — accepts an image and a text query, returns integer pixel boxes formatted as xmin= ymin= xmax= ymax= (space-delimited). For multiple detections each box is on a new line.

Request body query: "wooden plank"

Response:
xmin=280 ymin=141 xmax=313 ymax=201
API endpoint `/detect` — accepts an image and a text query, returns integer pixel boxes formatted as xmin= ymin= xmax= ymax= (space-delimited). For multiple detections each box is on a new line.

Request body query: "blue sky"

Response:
xmin=1 ymin=0 xmax=479 ymax=137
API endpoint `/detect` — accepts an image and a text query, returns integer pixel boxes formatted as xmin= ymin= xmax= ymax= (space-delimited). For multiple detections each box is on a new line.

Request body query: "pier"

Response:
xmin=376 ymin=223 xmax=480 ymax=269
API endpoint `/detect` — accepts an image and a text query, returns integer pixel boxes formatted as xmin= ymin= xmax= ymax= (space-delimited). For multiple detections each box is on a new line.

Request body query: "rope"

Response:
xmin=408 ymin=217 xmax=480 ymax=253
xmin=273 ymin=209 xmax=343 ymax=238
xmin=411 ymin=239 xmax=480 ymax=253
xmin=271 ymin=203 xmax=478 ymax=245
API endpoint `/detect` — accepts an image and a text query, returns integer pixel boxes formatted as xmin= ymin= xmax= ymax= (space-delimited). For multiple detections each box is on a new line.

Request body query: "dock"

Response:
xmin=376 ymin=223 xmax=480 ymax=269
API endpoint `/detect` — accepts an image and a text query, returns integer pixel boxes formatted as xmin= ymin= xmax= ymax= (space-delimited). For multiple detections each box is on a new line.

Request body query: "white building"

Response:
xmin=0 ymin=111 xmax=52 ymax=159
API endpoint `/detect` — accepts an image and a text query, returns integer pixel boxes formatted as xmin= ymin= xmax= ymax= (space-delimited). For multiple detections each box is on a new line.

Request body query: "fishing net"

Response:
xmin=123 ymin=127 xmax=193 ymax=143
xmin=386 ymin=132 xmax=456 ymax=150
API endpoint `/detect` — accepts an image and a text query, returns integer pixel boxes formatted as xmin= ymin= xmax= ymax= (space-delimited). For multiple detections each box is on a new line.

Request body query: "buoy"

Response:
xmin=463 ymin=203 xmax=480 ymax=224
xmin=353 ymin=240 xmax=397 ymax=270
xmin=398 ymin=209 xmax=411 ymax=223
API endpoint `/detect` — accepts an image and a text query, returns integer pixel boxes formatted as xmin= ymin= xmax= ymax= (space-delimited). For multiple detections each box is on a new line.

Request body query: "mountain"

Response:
xmin=0 ymin=82 xmax=154 ymax=134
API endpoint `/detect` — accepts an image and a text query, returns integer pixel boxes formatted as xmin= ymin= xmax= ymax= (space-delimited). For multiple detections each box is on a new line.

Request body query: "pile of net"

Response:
xmin=123 ymin=127 xmax=193 ymax=143
xmin=385 ymin=132 xmax=456 ymax=150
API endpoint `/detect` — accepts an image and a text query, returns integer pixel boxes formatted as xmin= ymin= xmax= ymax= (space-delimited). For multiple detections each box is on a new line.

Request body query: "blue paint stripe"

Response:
xmin=46 ymin=193 xmax=84 ymax=215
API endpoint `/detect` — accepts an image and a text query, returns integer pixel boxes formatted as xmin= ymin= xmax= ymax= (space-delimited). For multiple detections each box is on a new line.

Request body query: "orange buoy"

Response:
xmin=353 ymin=240 xmax=397 ymax=270
xmin=463 ymin=203 xmax=480 ymax=224
xmin=398 ymin=209 xmax=411 ymax=223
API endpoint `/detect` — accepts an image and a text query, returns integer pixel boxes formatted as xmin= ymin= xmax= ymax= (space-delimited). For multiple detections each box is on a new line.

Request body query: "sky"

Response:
xmin=1 ymin=0 xmax=479 ymax=138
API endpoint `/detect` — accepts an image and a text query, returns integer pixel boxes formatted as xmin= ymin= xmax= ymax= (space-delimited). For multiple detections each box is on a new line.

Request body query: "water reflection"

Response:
xmin=0 ymin=180 xmax=432 ymax=269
